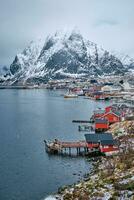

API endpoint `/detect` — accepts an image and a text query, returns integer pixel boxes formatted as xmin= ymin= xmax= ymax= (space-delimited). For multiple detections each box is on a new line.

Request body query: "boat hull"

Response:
xmin=64 ymin=95 xmax=78 ymax=98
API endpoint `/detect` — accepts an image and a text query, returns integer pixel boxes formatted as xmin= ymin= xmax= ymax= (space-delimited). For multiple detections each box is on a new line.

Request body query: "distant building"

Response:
xmin=101 ymin=85 xmax=122 ymax=93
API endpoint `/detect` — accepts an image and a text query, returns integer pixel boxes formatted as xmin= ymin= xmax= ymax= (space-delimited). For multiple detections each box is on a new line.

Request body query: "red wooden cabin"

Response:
xmin=99 ymin=140 xmax=119 ymax=155
xmin=101 ymin=111 xmax=121 ymax=124
xmin=85 ymin=133 xmax=119 ymax=154
xmin=105 ymin=105 xmax=119 ymax=113
xmin=95 ymin=94 xmax=105 ymax=100
xmin=95 ymin=118 xmax=109 ymax=132
xmin=100 ymin=143 xmax=119 ymax=154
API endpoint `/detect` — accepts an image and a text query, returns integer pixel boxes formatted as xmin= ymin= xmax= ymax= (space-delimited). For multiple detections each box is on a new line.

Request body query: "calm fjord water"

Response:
xmin=0 ymin=89 xmax=110 ymax=200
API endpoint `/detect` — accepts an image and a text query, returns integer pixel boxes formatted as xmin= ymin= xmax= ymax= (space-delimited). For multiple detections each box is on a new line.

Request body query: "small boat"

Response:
xmin=71 ymin=88 xmax=84 ymax=96
xmin=76 ymin=90 xmax=84 ymax=96
xmin=64 ymin=92 xmax=78 ymax=98
xmin=78 ymin=125 xmax=94 ymax=132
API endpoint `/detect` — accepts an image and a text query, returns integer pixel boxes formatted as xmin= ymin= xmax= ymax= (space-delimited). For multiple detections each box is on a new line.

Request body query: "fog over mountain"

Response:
xmin=0 ymin=0 xmax=134 ymax=67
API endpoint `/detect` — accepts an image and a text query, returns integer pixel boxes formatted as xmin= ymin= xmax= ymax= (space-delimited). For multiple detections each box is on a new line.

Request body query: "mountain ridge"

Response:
xmin=1 ymin=29 xmax=134 ymax=84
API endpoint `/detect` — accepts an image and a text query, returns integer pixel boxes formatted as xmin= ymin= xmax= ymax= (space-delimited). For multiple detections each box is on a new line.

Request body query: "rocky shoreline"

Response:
xmin=45 ymin=120 xmax=134 ymax=200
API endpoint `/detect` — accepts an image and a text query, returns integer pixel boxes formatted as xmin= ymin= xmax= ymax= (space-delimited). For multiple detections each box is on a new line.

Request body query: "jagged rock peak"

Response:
xmin=7 ymin=29 xmax=134 ymax=84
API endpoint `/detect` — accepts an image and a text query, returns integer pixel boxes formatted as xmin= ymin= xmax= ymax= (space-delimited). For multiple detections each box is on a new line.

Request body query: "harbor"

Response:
xmin=0 ymin=86 xmax=134 ymax=200
xmin=44 ymin=87 xmax=134 ymax=157
xmin=1 ymin=77 xmax=134 ymax=199
xmin=44 ymin=93 xmax=134 ymax=200
xmin=44 ymin=102 xmax=134 ymax=157
xmin=1 ymin=1 xmax=134 ymax=199
xmin=0 ymin=89 xmax=105 ymax=200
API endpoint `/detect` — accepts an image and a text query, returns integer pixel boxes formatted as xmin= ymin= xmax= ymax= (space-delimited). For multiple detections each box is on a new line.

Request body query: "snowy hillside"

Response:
xmin=4 ymin=29 xmax=134 ymax=84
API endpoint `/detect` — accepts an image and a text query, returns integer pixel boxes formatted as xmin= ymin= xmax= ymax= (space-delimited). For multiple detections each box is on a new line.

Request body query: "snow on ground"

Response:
xmin=44 ymin=195 xmax=63 ymax=200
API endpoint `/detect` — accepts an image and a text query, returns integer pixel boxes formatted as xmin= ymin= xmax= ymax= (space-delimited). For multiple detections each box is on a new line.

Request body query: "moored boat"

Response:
xmin=64 ymin=93 xmax=78 ymax=98
xmin=78 ymin=124 xmax=94 ymax=132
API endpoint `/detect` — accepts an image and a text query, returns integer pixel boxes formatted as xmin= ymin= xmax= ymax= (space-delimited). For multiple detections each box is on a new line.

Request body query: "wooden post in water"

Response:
xmin=84 ymin=147 xmax=86 ymax=154
xmin=61 ymin=148 xmax=63 ymax=155
xmin=77 ymin=148 xmax=78 ymax=155
xmin=78 ymin=147 xmax=80 ymax=155
xmin=69 ymin=147 xmax=71 ymax=155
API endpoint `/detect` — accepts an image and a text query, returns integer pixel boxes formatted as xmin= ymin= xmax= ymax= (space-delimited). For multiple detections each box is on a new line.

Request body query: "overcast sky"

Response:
xmin=0 ymin=0 xmax=134 ymax=66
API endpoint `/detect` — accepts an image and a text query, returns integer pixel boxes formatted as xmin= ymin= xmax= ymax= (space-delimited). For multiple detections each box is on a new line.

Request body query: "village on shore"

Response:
xmin=44 ymin=75 xmax=134 ymax=200
xmin=1 ymin=74 xmax=134 ymax=199
xmin=45 ymin=74 xmax=134 ymax=157
xmin=1 ymin=74 xmax=134 ymax=102
xmin=47 ymin=102 xmax=134 ymax=200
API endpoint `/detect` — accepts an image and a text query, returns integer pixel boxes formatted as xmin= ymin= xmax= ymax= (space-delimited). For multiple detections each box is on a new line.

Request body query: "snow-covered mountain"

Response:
xmin=6 ymin=29 xmax=134 ymax=84
xmin=112 ymin=51 xmax=134 ymax=68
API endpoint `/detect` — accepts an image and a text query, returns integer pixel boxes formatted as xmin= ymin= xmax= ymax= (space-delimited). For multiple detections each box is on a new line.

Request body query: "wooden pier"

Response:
xmin=44 ymin=139 xmax=99 ymax=156
xmin=72 ymin=120 xmax=94 ymax=123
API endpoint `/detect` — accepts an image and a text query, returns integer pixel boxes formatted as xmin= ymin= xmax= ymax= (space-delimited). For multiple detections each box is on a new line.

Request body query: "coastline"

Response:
xmin=45 ymin=120 xmax=134 ymax=200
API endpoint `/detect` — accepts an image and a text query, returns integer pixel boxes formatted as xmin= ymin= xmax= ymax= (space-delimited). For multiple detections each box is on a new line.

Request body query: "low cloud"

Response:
xmin=0 ymin=0 xmax=134 ymax=66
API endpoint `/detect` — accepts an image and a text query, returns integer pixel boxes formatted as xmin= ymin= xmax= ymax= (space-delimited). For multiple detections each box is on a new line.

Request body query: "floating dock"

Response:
xmin=78 ymin=124 xmax=94 ymax=132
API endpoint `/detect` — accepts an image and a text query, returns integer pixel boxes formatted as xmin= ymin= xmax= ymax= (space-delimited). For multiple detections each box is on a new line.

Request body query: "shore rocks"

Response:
xmin=47 ymin=120 xmax=134 ymax=200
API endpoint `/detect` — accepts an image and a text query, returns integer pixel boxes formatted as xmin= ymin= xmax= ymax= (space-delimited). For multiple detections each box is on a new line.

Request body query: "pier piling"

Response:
xmin=44 ymin=140 xmax=89 ymax=156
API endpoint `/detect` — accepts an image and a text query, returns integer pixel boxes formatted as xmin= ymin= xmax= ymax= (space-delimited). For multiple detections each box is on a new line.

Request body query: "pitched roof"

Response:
xmin=85 ymin=133 xmax=113 ymax=143
xmin=95 ymin=118 xmax=108 ymax=124
xmin=102 ymin=111 xmax=120 ymax=118
xmin=100 ymin=140 xmax=115 ymax=145
xmin=113 ymin=111 xmax=121 ymax=117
